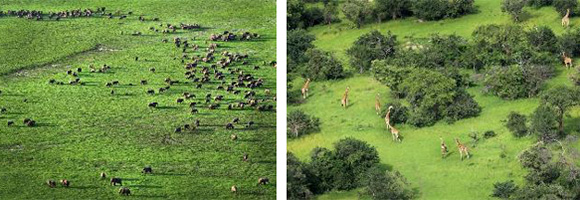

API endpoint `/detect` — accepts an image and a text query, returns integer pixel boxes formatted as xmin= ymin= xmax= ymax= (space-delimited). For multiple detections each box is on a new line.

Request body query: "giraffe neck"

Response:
xmin=566 ymin=10 xmax=570 ymax=18
xmin=303 ymin=80 xmax=310 ymax=89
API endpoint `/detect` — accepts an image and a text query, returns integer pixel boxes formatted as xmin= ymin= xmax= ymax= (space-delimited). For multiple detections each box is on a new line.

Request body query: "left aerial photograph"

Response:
xmin=0 ymin=0 xmax=276 ymax=199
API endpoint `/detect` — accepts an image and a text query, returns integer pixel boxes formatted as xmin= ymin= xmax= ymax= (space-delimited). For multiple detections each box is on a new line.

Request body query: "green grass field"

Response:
xmin=0 ymin=0 xmax=276 ymax=199
xmin=288 ymin=1 xmax=580 ymax=199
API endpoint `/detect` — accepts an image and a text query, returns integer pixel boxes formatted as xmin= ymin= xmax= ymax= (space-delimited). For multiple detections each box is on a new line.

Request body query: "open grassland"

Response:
xmin=0 ymin=0 xmax=276 ymax=199
xmin=288 ymin=0 xmax=580 ymax=199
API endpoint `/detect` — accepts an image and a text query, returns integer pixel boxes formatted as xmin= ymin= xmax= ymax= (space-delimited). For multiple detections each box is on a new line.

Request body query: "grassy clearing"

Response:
xmin=288 ymin=0 xmax=580 ymax=199
xmin=0 ymin=0 xmax=276 ymax=199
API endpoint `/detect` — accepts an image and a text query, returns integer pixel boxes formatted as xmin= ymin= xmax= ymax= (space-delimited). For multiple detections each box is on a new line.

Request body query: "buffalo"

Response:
xmin=60 ymin=179 xmax=70 ymax=187
xmin=119 ymin=187 xmax=131 ymax=195
xmin=110 ymin=177 xmax=122 ymax=186
xmin=142 ymin=166 xmax=153 ymax=174
xmin=257 ymin=178 xmax=269 ymax=185
xmin=47 ymin=180 xmax=56 ymax=188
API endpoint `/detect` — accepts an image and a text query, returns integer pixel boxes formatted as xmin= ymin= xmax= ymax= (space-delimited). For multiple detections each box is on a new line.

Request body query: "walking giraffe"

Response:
xmin=562 ymin=52 xmax=573 ymax=69
xmin=301 ymin=78 xmax=311 ymax=99
xmin=375 ymin=94 xmax=381 ymax=115
xmin=455 ymin=138 xmax=470 ymax=160
xmin=389 ymin=123 xmax=401 ymax=142
xmin=341 ymin=87 xmax=350 ymax=108
xmin=562 ymin=8 xmax=570 ymax=27
xmin=440 ymin=137 xmax=449 ymax=158
xmin=385 ymin=106 xmax=393 ymax=130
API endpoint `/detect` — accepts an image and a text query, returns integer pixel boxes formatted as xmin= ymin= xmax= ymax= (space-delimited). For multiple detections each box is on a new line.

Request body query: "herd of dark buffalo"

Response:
xmin=0 ymin=7 xmax=274 ymax=196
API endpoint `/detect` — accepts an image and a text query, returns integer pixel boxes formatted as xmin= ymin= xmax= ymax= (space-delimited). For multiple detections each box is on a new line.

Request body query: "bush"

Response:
xmin=553 ymin=0 xmax=577 ymax=16
xmin=491 ymin=180 xmax=519 ymax=199
xmin=287 ymin=110 xmax=320 ymax=138
xmin=307 ymin=138 xmax=381 ymax=191
xmin=412 ymin=0 xmax=449 ymax=20
xmin=347 ymin=30 xmax=397 ymax=73
xmin=506 ymin=112 xmax=528 ymax=137
xmin=373 ymin=0 xmax=412 ymax=22
xmin=372 ymin=60 xmax=412 ymax=97
xmin=303 ymin=48 xmax=345 ymax=80
xmin=527 ymin=0 xmax=553 ymax=7
xmin=342 ymin=0 xmax=372 ymax=28
xmin=526 ymin=26 xmax=558 ymax=53
xmin=501 ymin=0 xmax=527 ymax=22
xmin=302 ymin=7 xmax=325 ymax=28
xmin=288 ymin=29 xmax=315 ymax=72
xmin=379 ymin=101 xmax=408 ymax=125
xmin=363 ymin=168 xmax=415 ymax=200
xmin=400 ymin=69 xmax=480 ymax=127
xmin=483 ymin=65 xmax=553 ymax=100
xmin=443 ymin=89 xmax=481 ymax=123
xmin=530 ymin=105 xmax=559 ymax=142
xmin=559 ymin=28 xmax=580 ymax=56
xmin=333 ymin=138 xmax=380 ymax=187
xmin=288 ymin=152 xmax=314 ymax=200
xmin=447 ymin=0 xmax=476 ymax=18
xmin=484 ymin=130 xmax=497 ymax=139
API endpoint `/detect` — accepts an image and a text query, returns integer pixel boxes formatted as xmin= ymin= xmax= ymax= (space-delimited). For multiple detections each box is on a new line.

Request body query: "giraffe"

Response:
xmin=562 ymin=8 xmax=570 ymax=27
xmin=301 ymin=78 xmax=311 ymax=99
xmin=562 ymin=52 xmax=573 ymax=69
xmin=341 ymin=87 xmax=350 ymax=108
xmin=375 ymin=94 xmax=381 ymax=115
xmin=440 ymin=137 xmax=449 ymax=158
xmin=455 ymin=138 xmax=470 ymax=160
xmin=389 ymin=123 xmax=401 ymax=142
xmin=385 ymin=106 xmax=393 ymax=130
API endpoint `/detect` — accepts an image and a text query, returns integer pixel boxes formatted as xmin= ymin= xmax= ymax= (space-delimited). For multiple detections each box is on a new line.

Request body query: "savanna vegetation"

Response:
xmin=288 ymin=0 xmax=580 ymax=199
xmin=0 ymin=0 xmax=276 ymax=199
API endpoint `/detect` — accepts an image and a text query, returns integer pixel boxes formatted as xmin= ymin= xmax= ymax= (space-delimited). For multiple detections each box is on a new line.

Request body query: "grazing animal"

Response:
xmin=562 ymin=52 xmax=573 ymax=69
xmin=231 ymin=134 xmax=238 ymax=140
xmin=7 ymin=120 xmax=14 ymax=126
xmin=375 ymin=94 xmax=381 ymax=115
xmin=455 ymin=138 xmax=470 ymax=160
xmin=232 ymin=118 xmax=240 ymax=123
xmin=246 ymin=121 xmax=254 ymax=128
xmin=341 ymin=87 xmax=350 ymax=108
xmin=562 ymin=8 xmax=571 ymax=27
xmin=119 ymin=187 xmax=131 ymax=196
xmin=142 ymin=166 xmax=153 ymax=174
xmin=110 ymin=177 xmax=122 ymax=186
xmin=47 ymin=180 xmax=56 ymax=188
xmin=176 ymin=98 xmax=184 ymax=103
xmin=257 ymin=178 xmax=269 ymax=185
xmin=440 ymin=137 xmax=449 ymax=158
xmin=191 ymin=109 xmax=199 ymax=114
xmin=150 ymin=68 xmax=156 ymax=72
xmin=226 ymin=123 xmax=235 ymax=130
xmin=243 ymin=153 xmax=248 ymax=161
xmin=100 ymin=172 xmax=107 ymax=179
xmin=141 ymin=80 xmax=148 ymax=85
xmin=147 ymin=89 xmax=155 ymax=95
xmin=301 ymin=78 xmax=310 ymax=99
xmin=60 ymin=179 xmax=70 ymax=187
xmin=148 ymin=102 xmax=158 ymax=108
xmin=231 ymin=185 xmax=237 ymax=193
xmin=25 ymin=119 xmax=36 ymax=127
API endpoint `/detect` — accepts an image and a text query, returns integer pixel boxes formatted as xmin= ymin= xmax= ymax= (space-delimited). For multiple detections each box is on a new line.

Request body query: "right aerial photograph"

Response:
xmin=287 ymin=0 xmax=580 ymax=199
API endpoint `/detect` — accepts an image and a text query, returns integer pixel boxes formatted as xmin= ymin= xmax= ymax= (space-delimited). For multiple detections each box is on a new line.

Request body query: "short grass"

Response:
xmin=0 ymin=0 xmax=276 ymax=199
xmin=288 ymin=0 xmax=580 ymax=199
